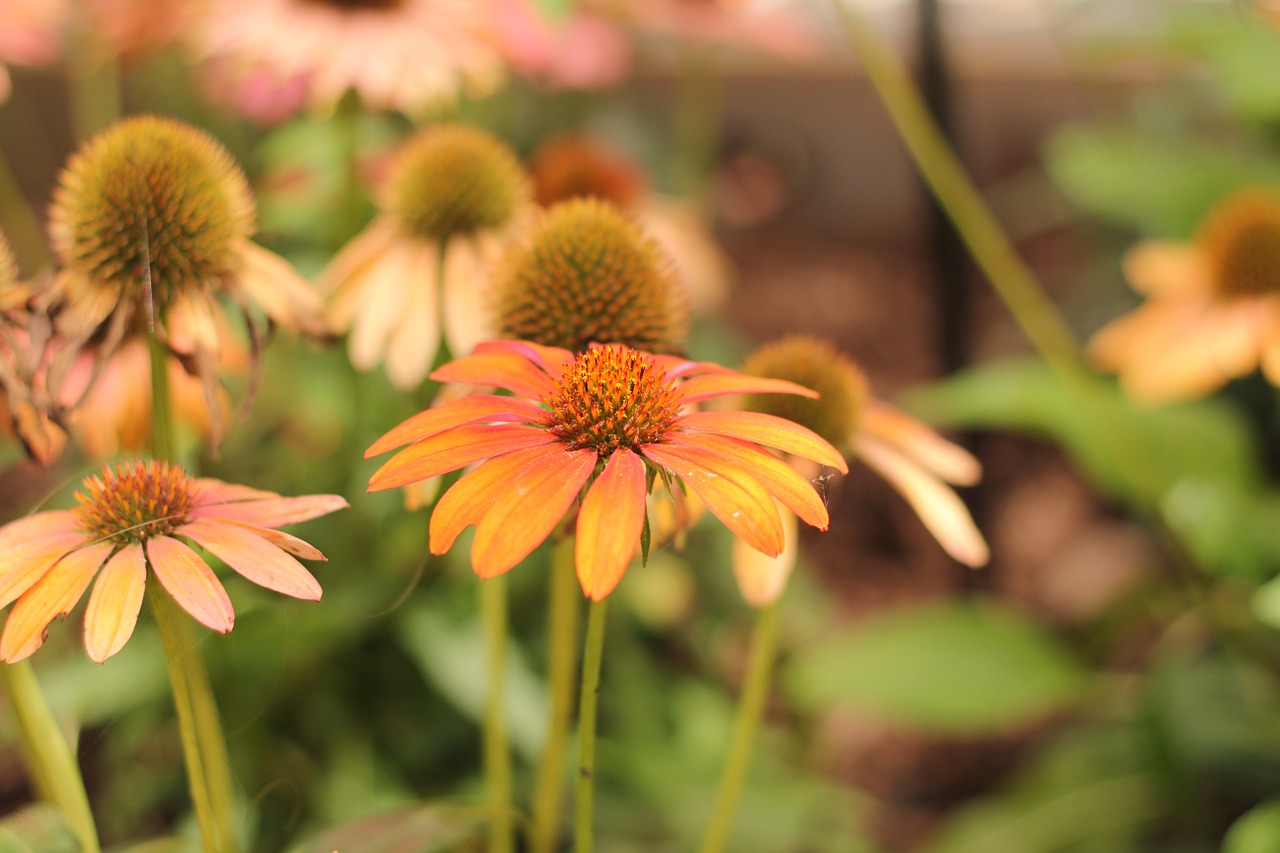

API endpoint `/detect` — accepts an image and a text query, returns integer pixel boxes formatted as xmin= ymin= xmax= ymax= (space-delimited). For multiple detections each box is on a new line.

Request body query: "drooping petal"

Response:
xmin=224 ymin=522 xmax=326 ymax=561
xmin=1122 ymin=242 xmax=1213 ymax=296
xmin=191 ymin=494 xmax=349 ymax=528
xmin=0 ymin=511 xmax=79 ymax=553
xmin=83 ymin=544 xmax=147 ymax=663
xmin=732 ymin=502 xmax=799 ymax=608
xmin=234 ymin=240 xmax=329 ymax=337
xmin=348 ymin=243 xmax=419 ymax=373
xmin=667 ymin=432 xmax=829 ymax=530
xmin=861 ymin=402 xmax=980 ymax=485
xmin=642 ymin=442 xmax=784 ymax=556
xmin=368 ymin=423 xmax=556 ymax=492
xmin=322 ymin=217 xmax=403 ymax=328
xmin=576 ymin=451 xmax=647 ymax=600
xmin=677 ymin=410 xmax=848 ymax=472
xmin=146 ymin=537 xmax=235 ymax=633
xmin=442 ymin=236 xmax=496 ymax=360
xmin=0 ymin=542 xmax=113 ymax=663
xmin=0 ymin=533 xmax=87 ymax=610
xmin=178 ymin=519 xmax=321 ymax=600
xmin=470 ymin=448 xmax=596 ymax=578
xmin=384 ymin=240 xmax=443 ymax=390
xmin=365 ymin=395 xmax=549 ymax=458
xmin=430 ymin=444 xmax=567 ymax=554
xmin=854 ymin=435 xmax=989 ymax=567
xmin=430 ymin=350 xmax=557 ymax=398
xmin=679 ymin=373 xmax=819 ymax=404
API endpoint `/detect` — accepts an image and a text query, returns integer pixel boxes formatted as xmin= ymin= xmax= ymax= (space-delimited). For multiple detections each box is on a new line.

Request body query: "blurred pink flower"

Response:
xmin=597 ymin=0 xmax=824 ymax=60
xmin=0 ymin=0 xmax=68 ymax=101
xmin=493 ymin=0 xmax=631 ymax=90
xmin=84 ymin=0 xmax=200 ymax=58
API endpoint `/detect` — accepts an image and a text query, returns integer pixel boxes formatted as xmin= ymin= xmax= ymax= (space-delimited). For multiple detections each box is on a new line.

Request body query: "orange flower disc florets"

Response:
xmin=1198 ymin=189 xmax=1280 ymax=299
xmin=545 ymin=346 xmax=683 ymax=456
xmin=74 ymin=460 xmax=196 ymax=545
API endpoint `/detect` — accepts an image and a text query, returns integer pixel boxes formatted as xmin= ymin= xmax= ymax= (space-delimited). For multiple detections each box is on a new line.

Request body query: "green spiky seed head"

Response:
xmin=492 ymin=199 xmax=688 ymax=354
xmin=741 ymin=336 xmax=867 ymax=449
xmin=49 ymin=115 xmax=255 ymax=309
xmin=387 ymin=124 xmax=529 ymax=240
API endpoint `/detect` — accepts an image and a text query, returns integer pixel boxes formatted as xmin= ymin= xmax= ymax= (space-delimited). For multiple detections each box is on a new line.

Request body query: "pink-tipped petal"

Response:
xmin=855 ymin=435 xmax=989 ymax=567
xmin=470 ymin=449 xmax=596 ymax=578
xmin=0 ymin=542 xmax=113 ymax=663
xmin=576 ymin=451 xmax=648 ymax=600
xmin=679 ymin=373 xmax=819 ymax=404
xmin=146 ymin=537 xmax=235 ymax=634
xmin=0 ymin=533 xmax=87 ymax=610
xmin=678 ymin=410 xmax=848 ymax=472
xmin=430 ymin=444 xmax=566 ymax=554
xmin=0 ymin=511 xmax=79 ymax=552
xmin=862 ymin=402 xmax=980 ymax=485
xmin=368 ymin=424 xmax=556 ymax=492
xmin=473 ymin=339 xmax=575 ymax=380
xmin=83 ymin=544 xmax=147 ymax=663
xmin=191 ymin=494 xmax=349 ymax=528
xmin=179 ymin=519 xmax=322 ymax=600
xmin=430 ymin=350 xmax=557 ymax=398
xmin=642 ymin=442 xmax=784 ymax=557
xmin=732 ymin=502 xmax=798 ymax=608
xmin=193 ymin=479 xmax=279 ymax=505
xmin=365 ymin=395 xmax=549 ymax=458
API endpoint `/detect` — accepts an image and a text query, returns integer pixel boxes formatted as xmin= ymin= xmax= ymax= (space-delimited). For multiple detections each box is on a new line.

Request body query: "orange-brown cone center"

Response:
xmin=74 ymin=460 xmax=196 ymax=545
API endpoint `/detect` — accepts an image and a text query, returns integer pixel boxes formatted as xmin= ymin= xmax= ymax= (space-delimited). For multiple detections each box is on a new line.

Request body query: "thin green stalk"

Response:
xmin=481 ymin=576 xmax=514 ymax=853
xmin=574 ymin=598 xmax=608 ymax=853
xmin=0 ymin=662 xmax=100 ymax=852
xmin=68 ymin=31 xmax=121 ymax=143
xmin=697 ymin=599 xmax=782 ymax=853
xmin=0 ymin=146 xmax=52 ymax=272
xmin=529 ymin=536 xmax=582 ymax=853
xmin=148 ymin=333 xmax=174 ymax=462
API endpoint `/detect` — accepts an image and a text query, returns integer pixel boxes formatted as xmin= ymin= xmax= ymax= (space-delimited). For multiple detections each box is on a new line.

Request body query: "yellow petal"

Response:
xmin=83 ymin=544 xmax=147 ymax=663
xmin=732 ymin=503 xmax=798 ymax=608
xmin=1 ymin=542 xmax=112 ymax=663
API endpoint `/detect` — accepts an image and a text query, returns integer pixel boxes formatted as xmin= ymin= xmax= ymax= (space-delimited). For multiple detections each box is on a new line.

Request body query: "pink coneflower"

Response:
xmin=0 ymin=0 xmax=68 ymax=101
xmin=493 ymin=0 xmax=631 ymax=90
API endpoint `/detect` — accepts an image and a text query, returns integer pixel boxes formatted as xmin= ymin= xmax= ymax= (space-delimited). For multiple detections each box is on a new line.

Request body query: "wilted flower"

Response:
xmin=322 ymin=124 xmax=531 ymax=389
xmin=366 ymin=340 xmax=846 ymax=600
xmin=0 ymin=461 xmax=346 ymax=663
xmin=1091 ymin=189 xmax=1280 ymax=403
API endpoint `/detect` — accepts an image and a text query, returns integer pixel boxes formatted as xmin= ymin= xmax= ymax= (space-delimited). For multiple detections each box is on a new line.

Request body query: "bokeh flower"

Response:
xmin=529 ymin=134 xmax=730 ymax=313
xmin=0 ymin=460 xmax=347 ymax=663
xmin=1090 ymin=188 xmax=1280 ymax=403
xmin=365 ymin=340 xmax=847 ymax=600
xmin=0 ymin=0 xmax=68 ymax=101
xmin=322 ymin=124 xmax=531 ymax=388
xmin=736 ymin=336 xmax=987 ymax=605
xmin=596 ymin=0 xmax=823 ymax=60
xmin=194 ymin=0 xmax=505 ymax=117
xmin=493 ymin=0 xmax=631 ymax=90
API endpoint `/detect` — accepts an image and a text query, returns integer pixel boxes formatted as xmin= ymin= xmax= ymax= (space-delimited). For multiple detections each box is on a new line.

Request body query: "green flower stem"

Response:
xmin=68 ymin=31 xmax=121 ymax=144
xmin=831 ymin=0 xmax=1082 ymax=377
xmin=0 ymin=662 xmax=100 ymax=853
xmin=0 ymin=146 xmax=52 ymax=272
xmin=697 ymin=598 xmax=782 ymax=853
xmin=574 ymin=598 xmax=609 ymax=853
xmin=148 ymin=333 xmax=174 ymax=463
xmin=529 ymin=535 xmax=582 ymax=853
xmin=481 ymin=575 xmax=514 ymax=853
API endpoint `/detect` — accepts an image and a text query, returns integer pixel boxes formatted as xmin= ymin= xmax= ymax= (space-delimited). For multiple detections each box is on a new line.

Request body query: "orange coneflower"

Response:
xmin=1091 ymin=188 xmax=1280 ymax=403
xmin=322 ymin=124 xmax=531 ymax=389
xmin=0 ymin=460 xmax=346 ymax=663
xmin=735 ymin=336 xmax=988 ymax=606
xmin=365 ymin=339 xmax=847 ymax=600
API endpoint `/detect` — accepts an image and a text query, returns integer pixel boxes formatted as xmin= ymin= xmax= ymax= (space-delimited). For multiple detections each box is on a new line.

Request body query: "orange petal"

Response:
xmin=1120 ymin=300 xmax=1262 ymax=403
xmin=179 ymin=519 xmax=322 ymax=600
xmin=0 ymin=542 xmax=112 ymax=663
xmin=473 ymin=339 xmax=575 ymax=381
xmin=576 ymin=451 xmax=647 ymax=600
xmin=0 ymin=533 xmax=86 ymax=609
xmin=83 ymin=544 xmax=147 ymax=663
xmin=368 ymin=424 xmax=556 ymax=492
xmin=365 ymin=395 xmax=549 ymax=459
xmin=678 ymin=410 xmax=848 ymax=472
xmin=642 ymin=442 xmax=784 ymax=556
xmin=732 ymin=502 xmax=798 ymax=608
xmin=1122 ymin=242 xmax=1212 ymax=296
xmin=0 ymin=511 xmax=78 ymax=553
xmin=191 ymin=493 xmax=348 ymax=528
xmin=668 ymin=432 xmax=830 ymax=530
xmin=470 ymin=449 xmax=596 ymax=578
xmin=430 ymin=351 xmax=556 ymax=398
xmin=193 ymin=479 xmax=279 ymax=505
xmin=679 ymin=373 xmax=819 ymax=404
xmin=146 ymin=537 xmax=235 ymax=633
xmin=224 ymin=522 xmax=326 ymax=561
xmin=854 ymin=435 xmax=989 ymax=567
xmin=430 ymin=444 xmax=566 ymax=554
xmin=862 ymin=402 xmax=980 ymax=485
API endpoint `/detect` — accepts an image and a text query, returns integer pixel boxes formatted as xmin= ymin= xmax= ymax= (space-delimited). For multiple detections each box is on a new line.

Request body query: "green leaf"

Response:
xmin=0 ymin=804 xmax=80 ymax=853
xmin=1225 ymin=800 xmax=1280 ymax=853
xmin=786 ymin=600 xmax=1087 ymax=733
xmin=288 ymin=803 xmax=486 ymax=853
xmin=1165 ymin=5 xmax=1280 ymax=123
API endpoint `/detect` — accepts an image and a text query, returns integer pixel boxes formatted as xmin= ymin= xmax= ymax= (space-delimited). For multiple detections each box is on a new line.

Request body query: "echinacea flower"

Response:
xmin=493 ymin=0 xmax=632 ymax=90
xmin=0 ymin=460 xmax=347 ymax=663
xmin=321 ymin=124 xmax=532 ymax=388
xmin=365 ymin=340 xmax=847 ymax=600
xmin=529 ymin=134 xmax=730 ymax=314
xmin=0 ymin=0 xmax=68 ymax=102
xmin=736 ymin=336 xmax=987 ymax=605
xmin=193 ymin=0 xmax=505 ymax=117
xmin=1090 ymin=188 xmax=1280 ymax=403
xmin=47 ymin=115 xmax=327 ymax=439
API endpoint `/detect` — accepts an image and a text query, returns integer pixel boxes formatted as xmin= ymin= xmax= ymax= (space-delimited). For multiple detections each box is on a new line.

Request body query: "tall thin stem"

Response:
xmin=696 ymin=599 xmax=782 ymax=853
xmin=0 ymin=146 xmax=52 ymax=272
xmin=0 ymin=662 xmax=100 ymax=853
xmin=481 ymin=575 xmax=514 ymax=853
xmin=574 ymin=598 xmax=609 ymax=853
xmin=529 ymin=535 xmax=582 ymax=853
